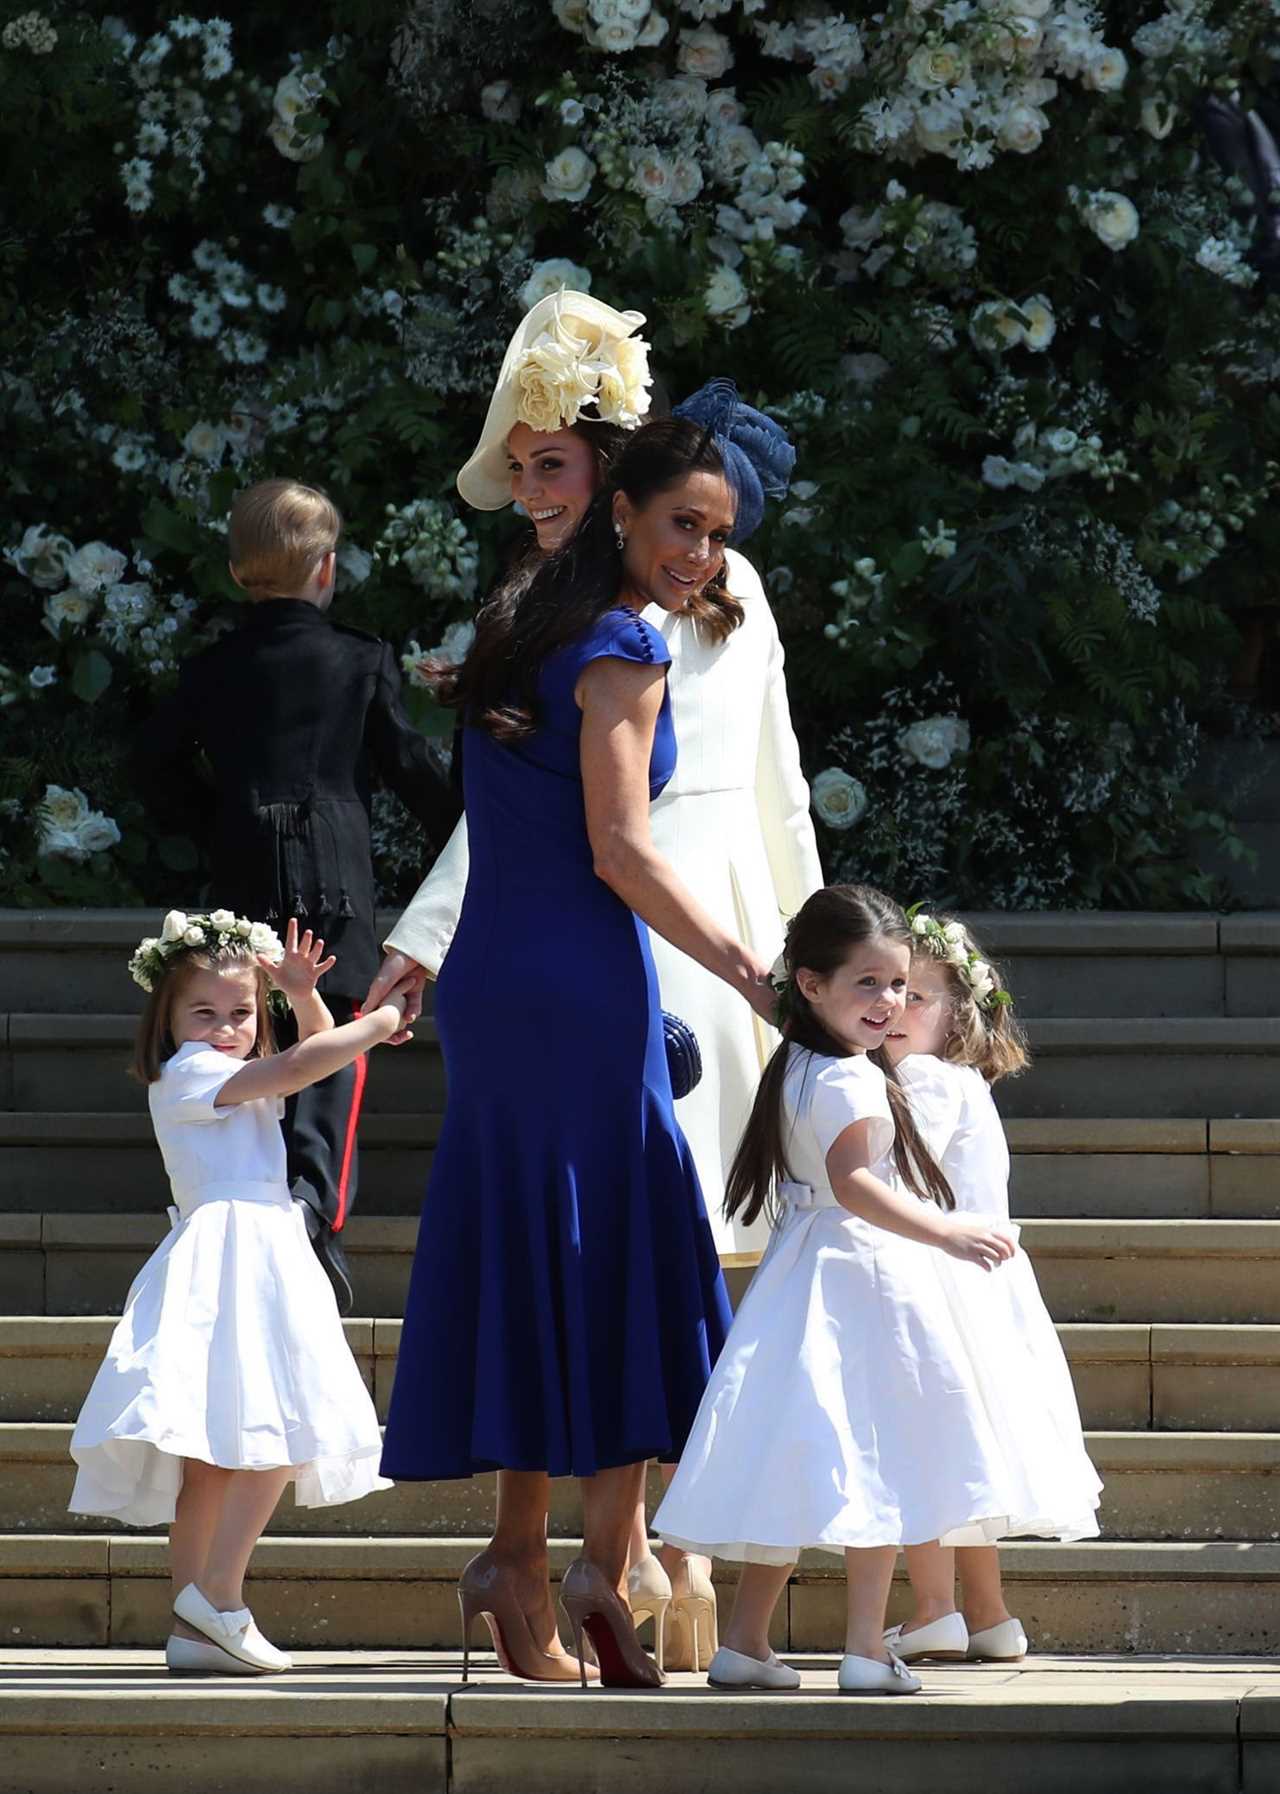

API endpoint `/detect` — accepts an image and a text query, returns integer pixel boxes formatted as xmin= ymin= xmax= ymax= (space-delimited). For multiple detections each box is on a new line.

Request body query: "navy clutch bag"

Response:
xmin=662 ymin=1010 xmax=702 ymax=1100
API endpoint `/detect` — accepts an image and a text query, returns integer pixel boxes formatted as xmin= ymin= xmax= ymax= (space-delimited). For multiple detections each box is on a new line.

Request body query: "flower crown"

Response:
xmin=129 ymin=909 xmax=284 ymax=994
xmin=906 ymin=905 xmax=1012 ymax=1013
xmin=513 ymin=300 xmax=652 ymax=435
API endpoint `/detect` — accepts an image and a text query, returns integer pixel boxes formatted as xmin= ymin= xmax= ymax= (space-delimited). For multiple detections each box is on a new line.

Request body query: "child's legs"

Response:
xmin=956 ymin=1545 xmax=1012 ymax=1632
xmin=170 ymin=1458 xmax=232 ymax=1625
xmin=844 ymin=1546 xmax=898 ymax=1662
xmin=170 ymin=1460 xmax=294 ymax=1619
xmin=721 ymin=1562 xmax=793 ymax=1661
xmin=901 ymin=1541 xmax=957 ymax=1628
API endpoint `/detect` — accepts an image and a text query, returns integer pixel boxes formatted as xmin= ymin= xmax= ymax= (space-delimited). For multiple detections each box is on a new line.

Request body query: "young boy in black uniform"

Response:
xmin=136 ymin=479 xmax=460 ymax=1311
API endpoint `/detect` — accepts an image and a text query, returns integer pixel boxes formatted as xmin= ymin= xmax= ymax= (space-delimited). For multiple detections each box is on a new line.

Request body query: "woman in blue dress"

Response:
xmin=379 ymin=387 xmax=793 ymax=1688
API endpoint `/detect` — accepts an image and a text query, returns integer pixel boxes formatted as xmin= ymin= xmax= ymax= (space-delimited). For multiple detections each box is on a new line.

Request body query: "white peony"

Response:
xmin=209 ymin=908 xmax=237 ymax=929
xmin=900 ymin=715 xmax=971 ymax=770
xmin=810 ymin=768 xmax=868 ymax=830
xmin=542 ymin=146 xmax=596 ymax=204
xmin=161 ymin=909 xmax=189 ymax=943
xmin=1083 ymin=191 xmax=1139 ymax=251
xmin=519 ymin=257 xmax=593 ymax=311
xmin=65 ymin=541 xmax=128 ymax=593
xmin=677 ymin=24 xmax=733 ymax=79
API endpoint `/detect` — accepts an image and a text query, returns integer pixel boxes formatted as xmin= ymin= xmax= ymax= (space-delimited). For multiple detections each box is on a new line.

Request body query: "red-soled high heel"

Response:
xmin=560 ymin=1557 xmax=665 ymax=1690
xmin=458 ymin=1553 xmax=594 ymax=1684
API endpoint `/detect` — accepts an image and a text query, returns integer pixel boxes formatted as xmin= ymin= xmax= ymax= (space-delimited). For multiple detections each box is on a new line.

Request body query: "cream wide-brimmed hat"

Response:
xmin=455 ymin=290 xmax=654 ymax=511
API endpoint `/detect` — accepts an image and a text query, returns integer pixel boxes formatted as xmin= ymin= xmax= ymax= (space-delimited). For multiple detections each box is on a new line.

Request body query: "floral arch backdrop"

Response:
xmin=2 ymin=1 xmax=1278 ymax=909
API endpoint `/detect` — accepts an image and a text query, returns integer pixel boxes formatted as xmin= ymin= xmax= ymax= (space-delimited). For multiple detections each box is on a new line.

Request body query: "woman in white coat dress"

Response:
xmin=366 ymin=291 xmax=823 ymax=1672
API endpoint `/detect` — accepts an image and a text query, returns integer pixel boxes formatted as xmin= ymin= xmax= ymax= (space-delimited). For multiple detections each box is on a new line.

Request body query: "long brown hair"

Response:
xmin=436 ymin=417 xmax=744 ymax=742
xmin=924 ymin=914 xmax=1030 ymax=1085
xmin=131 ymin=942 xmax=277 ymax=1084
xmin=725 ymin=885 xmax=954 ymax=1228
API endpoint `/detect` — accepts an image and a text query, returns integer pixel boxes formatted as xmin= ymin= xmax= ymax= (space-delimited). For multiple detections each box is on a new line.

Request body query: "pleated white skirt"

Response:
xmin=69 ymin=1186 xmax=390 ymax=1526
xmin=655 ymin=1198 xmax=1101 ymax=1563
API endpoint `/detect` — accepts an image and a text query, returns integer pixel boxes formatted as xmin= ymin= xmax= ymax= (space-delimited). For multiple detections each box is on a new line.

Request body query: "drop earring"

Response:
xmin=614 ymin=524 xmax=626 ymax=551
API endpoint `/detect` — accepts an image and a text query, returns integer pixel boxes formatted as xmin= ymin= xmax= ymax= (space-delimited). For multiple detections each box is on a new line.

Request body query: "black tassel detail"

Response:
xmin=316 ymin=890 xmax=329 ymax=916
xmin=265 ymin=904 xmax=279 ymax=921
xmin=337 ymin=889 xmax=355 ymax=919
xmin=292 ymin=893 xmax=308 ymax=919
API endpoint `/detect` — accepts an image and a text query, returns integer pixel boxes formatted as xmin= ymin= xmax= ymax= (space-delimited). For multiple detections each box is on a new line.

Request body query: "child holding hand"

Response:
xmin=69 ymin=913 xmax=412 ymax=1676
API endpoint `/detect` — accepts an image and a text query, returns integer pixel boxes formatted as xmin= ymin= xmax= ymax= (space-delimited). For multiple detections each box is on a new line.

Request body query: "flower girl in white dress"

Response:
xmin=655 ymin=885 xmax=1030 ymax=1696
xmin=69 ymin=912 xmax=413 ymax=1676
xmin=882 ymin=912 xmax=1101 ymax=1666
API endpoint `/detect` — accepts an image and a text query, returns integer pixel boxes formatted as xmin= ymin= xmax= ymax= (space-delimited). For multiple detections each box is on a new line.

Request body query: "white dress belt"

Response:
xmin=169 ymin=1181 xmax=294 ymax=1226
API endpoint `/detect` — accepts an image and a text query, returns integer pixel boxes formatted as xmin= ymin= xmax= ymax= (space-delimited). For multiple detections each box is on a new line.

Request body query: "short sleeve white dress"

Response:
xmin=654 ymin=1047 xmax=1100 ymax=1564
xmin=68 ymin=1041 xmax=390 ymax=1526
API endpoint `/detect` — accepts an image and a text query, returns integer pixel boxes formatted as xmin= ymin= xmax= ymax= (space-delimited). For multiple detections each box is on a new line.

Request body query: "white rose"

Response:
xmin=1141 ymin=96 xmax=1176 ymax=140
xmin=161 ymin=909 xmax=189 ymax=943
xmin=480 ymin=80 xmax=520 ymax=122
xmin=552 ymin=0 xmax=589 ymax=30
xmin=911 ymin=913 xmax=932 ymax=936
xmin=677 ymin=24 xmax=733 ymax=80
xmin=1083 ymin=45 xmax=1127 ymax=92
xmin=970 ymin=300 xmax=1025 ymax=351
xmin=843 ymin=351 xmax=890 ymax=389
xmin=1043 ymin=426 xmax=1078 ymax=454
xmin=705 ymin=264 xmax=749 ymax=326
xmin=542 ymin=145 xmax=596 ymax=204
xmin=946 ymin=940 xmax=969 ymax=965
xmin=268 ymin=118 xmax=323 ymax=162
xmin=942 ymin=921 xmax=967 ymax=943
xmin=632 ymin=147 xmax=674 ymax=201
xmin=901 ymin=716 xmax=969 ymax=769
xmin=183 ymin=420 xmax=226 ymax=463
xmin=40 ymin=785 xmax=89 ymax=829
xmin=182 ymin=924 xmax=205 ymax=946
xmin=968 ymin=958 xmax=993 ymax=987
xmin=519 ymin=257 xmax=593 ymax=311
xmin=273 ymin=72 xmax=311 ymax=126
xmin=669 ymin=155 xmax=704 ymax=206
xmin=906 ymin=42 xmax=968 ymax=89
xmin=1020 ymin=294 xmax=1056 ymax=350
xmin=982 ymin=454 xmax=1015 ymax=488
xmin=7 ymin=524 xmax=74 ymax=590
xmin=235 ymin=918 xmax=253 ymax=938
xmin=590 ymin=16 xmax=640 ymax=51
xmin=65 ymin=541 xmax=128 ymax=593
xmin=79 ymin=813 xmax=121 ymax=855
xmin=704 ymin=86 xmax=742 ymax=130
xmin=998 ymin=103 xmax=1044 ymax=154
xmin=810 ymin=768 xmax=868 ymax=830
xmin=42 ymin=590 xmax=95 ymax=635
xmin=336 ymin=543 xmax=372 ymax=588
xmin=1084 ymin=191 xmax=1139 ymax=250
xmin=637 ymin=7 xmax=668 ymax=44
xmin=431 ymin=620 xmax=476 ymax=665
xmin=248 ymin=921 xmax=280 ymax=956
xmin=208 ymin=909 xmax=236 ymax=929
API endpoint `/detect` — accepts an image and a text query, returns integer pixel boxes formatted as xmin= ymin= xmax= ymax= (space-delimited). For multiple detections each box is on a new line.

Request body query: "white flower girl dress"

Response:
xmin=655 ymin=1047 xmax=1099 ymax=1563
xmin=69 ymin=1041 xmax=389 ymax=1524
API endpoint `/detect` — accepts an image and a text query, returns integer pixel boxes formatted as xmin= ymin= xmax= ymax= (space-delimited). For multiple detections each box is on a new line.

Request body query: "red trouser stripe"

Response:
xmin=333 ymin=1027 xmax=368 ymax=1234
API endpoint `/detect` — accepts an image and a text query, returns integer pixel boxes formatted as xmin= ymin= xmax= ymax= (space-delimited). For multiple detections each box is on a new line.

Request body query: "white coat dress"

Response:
xmin=385 ymin=550 xmax=824 ymax=1258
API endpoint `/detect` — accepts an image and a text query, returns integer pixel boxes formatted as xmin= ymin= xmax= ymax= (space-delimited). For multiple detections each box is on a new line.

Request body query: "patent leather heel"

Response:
xmin=665 ymin=1558 xmax=719 ymax=1672
xmin=560 ymin=1557 xmax=665 ymax=1690
xmin=456 ymin=1552 xmax=592 ymax=1685
xmin=627 ymin=1556 xmax=673 ymax=1675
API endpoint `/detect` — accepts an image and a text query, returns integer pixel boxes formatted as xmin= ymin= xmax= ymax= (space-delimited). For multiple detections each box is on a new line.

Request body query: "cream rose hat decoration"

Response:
xmin=456 ymin=290 xmax=653 ymax=511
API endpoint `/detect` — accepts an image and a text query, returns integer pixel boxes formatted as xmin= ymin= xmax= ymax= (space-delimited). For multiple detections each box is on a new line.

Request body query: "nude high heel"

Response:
xmin=458 ymin=1552 xmax=593 ymax=1685
xmin=627 ymin=1555 xmax=672 ymax=1674
xmin=560 ymin=1557 xmax=665 ymax=1689
xmin=664 ymin=1557 xmax=719 ymax=1672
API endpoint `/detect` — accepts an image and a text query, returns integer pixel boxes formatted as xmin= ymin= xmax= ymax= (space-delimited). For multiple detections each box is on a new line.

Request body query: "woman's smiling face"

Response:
xmin=507 ymin=423 xmax=600 ymax=552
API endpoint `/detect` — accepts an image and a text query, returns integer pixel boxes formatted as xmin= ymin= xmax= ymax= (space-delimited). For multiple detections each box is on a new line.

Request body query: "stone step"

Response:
xmin=1 ymin=1317 xmax=1275 ymax=1433
xmin=1 ymin=1112 xmax=1276 ymax=1219
xmin=4 ymin=1214 xmax=1279 ymax=1323
xmin=997 ymin=1018 xmax=1280 ymax=1119
xmin=7 ymin=1535 xmax=1280 ymax=1659
xmin=5 ymin=908 xmax=1280 ymax=1018
xmin=0 ymin=1015 xmax=445 ymax=1115
xmin=2 ymin=1423 xmax=1275 ymax=1543
xmin=5 ymin=1650 xmax=1279 ymax=1794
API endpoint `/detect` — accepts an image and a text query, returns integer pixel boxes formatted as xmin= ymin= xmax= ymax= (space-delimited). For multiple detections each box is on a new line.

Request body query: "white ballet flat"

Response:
xmin=883 ymin=1611 xmax=969 ymax=1662
xmin=707 ymin=1645 xmax=801 ymax=1691
xmin=165 ymin=1633 xmax=270 ymax=1677
xmin=173 ymin=1583 xmax=292 ymax=1673
xmin=838 ymin=1650 xmax=922 ymax=1695
xmin=966 ymin=1617 xmax=1029 ymax=1661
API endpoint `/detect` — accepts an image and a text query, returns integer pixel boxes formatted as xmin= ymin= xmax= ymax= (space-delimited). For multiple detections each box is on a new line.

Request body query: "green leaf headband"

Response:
xmin=129 ymin=909 xmax=284 ymax=994
xmin=905 ymin=904 xmax=1013 ymax=1013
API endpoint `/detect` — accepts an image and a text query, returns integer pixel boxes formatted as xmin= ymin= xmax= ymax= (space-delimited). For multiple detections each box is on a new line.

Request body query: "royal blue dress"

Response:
xmin=381 ymin=608 xmax=732 ymax=1480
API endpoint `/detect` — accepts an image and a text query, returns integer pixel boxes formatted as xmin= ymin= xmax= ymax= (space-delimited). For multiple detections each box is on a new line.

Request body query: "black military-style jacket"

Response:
xmin=135 ymin=599 xmax=462 ymax=997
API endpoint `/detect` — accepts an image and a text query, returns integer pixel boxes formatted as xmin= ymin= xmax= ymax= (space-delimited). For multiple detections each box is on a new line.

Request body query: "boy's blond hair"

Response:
xmin=228 ymin=479 xmax=342 ymax=599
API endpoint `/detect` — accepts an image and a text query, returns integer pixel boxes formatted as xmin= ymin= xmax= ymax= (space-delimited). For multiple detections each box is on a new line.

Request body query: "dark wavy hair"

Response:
xmin=437 ymin=417 xmax=744 ymax=741
xmin=724 ymin=885 xmax=955 ymax=1228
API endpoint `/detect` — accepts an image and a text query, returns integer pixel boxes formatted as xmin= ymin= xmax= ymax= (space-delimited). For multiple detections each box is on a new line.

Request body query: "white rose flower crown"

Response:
xmin=906 ymin=905 xmax=1011 ymax=1014
xmin=129 ymin=909 xmax=285 ymax=995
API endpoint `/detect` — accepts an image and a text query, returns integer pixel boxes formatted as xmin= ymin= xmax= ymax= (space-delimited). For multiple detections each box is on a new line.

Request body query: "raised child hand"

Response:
xmin=261 ymin=917 xmax=338 ymax=1003
xmin=941 ymin=1216 xmax=1017 ymax=1274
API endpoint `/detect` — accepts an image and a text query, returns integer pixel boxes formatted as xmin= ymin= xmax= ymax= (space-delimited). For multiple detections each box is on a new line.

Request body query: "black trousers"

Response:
xmin=277 ymin=994 xmax=366 ymax=1234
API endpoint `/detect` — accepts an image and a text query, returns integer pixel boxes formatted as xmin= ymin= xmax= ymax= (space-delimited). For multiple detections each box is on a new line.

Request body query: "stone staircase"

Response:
xmin=0 ymin=909 xmax=1278 ymax=1793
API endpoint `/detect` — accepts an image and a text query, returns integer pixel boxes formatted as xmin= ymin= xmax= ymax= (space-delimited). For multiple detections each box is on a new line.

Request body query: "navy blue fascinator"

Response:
xmin=672 ymin=378 xmax=796 ymax=543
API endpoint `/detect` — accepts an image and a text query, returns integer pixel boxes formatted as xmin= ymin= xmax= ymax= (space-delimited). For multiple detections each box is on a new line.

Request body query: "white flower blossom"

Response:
xmin=519 ymin=257 xmax=593 ymax=310
xmin=900 ymin=714 xmax=971 ymax=769
xmin=65 ymin=541 xmax=128 ymax=593
xmin=811 ymin=768 xmax=868 ymax=829
xmin=542 ymin=145 xmax=596 ymax=203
